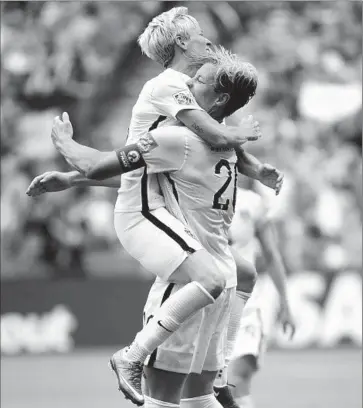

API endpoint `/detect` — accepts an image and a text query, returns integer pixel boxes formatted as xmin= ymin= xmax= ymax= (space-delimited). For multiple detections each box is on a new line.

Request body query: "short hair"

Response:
xmin=212 ymin=47 xmax=258 ymax=117
xmin=138 ymin=7 xmax=200 ymax=68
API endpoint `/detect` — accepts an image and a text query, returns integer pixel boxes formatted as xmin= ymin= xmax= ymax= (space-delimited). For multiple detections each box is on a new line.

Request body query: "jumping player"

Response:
xmin=46 ymin=49 xmax=260 ymax=408
xmin=27 ymin=7 xmax=282 ymax=406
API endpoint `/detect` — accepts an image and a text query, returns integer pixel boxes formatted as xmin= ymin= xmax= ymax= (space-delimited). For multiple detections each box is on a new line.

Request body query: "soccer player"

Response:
xmin=27 ymin=8 xmax=282 ymax=406
xmin=215 ymin=179 xmax=296 ymax=408
xmin=46 ymin=48 xmax=261 ymax=408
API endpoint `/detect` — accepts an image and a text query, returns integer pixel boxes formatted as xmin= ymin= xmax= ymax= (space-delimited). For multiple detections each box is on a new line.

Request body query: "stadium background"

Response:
xmin=1 ymin=1 xmax=361 ymax=408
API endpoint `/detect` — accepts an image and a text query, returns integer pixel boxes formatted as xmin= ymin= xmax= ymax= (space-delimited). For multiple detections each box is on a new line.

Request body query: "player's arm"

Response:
xmin=177 ymin=110 xmax=260 ymax=148
xmin=51 ymin=113 xmax=143 ymax=179
xmin=26 ymin=171 xmax=120 ymax=197
xmin=255 ymin=220 xmax=296 ymax=338
xmin=51 ymin=113 xmax=184 ymax=180
xmin=151 ymin=81 xmax=260 ymax=148
xmin=236 ymin=147 xmax=284 ymax=195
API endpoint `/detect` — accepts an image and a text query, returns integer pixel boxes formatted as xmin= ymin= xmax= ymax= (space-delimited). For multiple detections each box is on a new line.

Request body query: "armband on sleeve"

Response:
xmin=115 ymin=144 xmax=146 ymax=173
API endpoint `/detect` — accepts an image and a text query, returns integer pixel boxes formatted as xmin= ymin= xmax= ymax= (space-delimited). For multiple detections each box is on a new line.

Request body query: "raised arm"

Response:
xmin=51 ymin=113 xmax=185 ymax=181
xmin=150 ymin=75 xmax=261 ymax=148
xmin=51 ymin=113 xmax=139 ymax=180
xmin=177 ymin=110 xmax=260 ymax=148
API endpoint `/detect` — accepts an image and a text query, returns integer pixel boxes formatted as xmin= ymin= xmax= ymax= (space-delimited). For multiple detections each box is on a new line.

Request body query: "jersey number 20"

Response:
xmin=213 ymin=159 xmax=237 ymax=211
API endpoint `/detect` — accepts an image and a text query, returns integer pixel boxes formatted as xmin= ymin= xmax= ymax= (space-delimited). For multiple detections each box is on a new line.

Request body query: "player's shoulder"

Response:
xmin=150 ymin=69 xmax=191 ymax=97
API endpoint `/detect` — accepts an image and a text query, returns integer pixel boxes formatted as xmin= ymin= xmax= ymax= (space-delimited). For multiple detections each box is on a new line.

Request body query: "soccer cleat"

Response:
xmin=214 ymin=385 xmax=240 ymax=408
xmin=109 ymin=347 xmax=144 ymax=406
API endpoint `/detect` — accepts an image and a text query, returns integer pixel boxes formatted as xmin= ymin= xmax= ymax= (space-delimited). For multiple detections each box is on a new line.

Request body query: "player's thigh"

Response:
xmin=114 ymin=208 xmax=202 ymax=281
xmin=144 ymin=365 xmax=187 ymax=404
xmin=143 ymin=286 xmax=232 ymax=376
xmin=182 ymin=370 xmax=217 ymax=399
xmin=181 ymin=288 xmax=236 ymax=398
xmin=143 ymin=281 xmax=204 ymax=373
xmin=170 ymin=248 xmax=227 ymax=294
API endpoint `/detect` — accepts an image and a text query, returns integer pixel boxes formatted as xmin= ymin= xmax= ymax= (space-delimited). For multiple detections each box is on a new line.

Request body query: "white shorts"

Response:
xmin=231 ymin=307 xmax=267 ymax=368
xmin=114 ymin=208 xmax=203 ymax=280
xmin=143 ymin=279 xmax=236 ymax=374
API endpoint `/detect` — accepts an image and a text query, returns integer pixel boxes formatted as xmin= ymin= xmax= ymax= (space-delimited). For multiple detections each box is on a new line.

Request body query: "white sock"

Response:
xmin=181 ymin=394 xmax=223 ymax=408
xmin=226 ymin=290 xmax=251 ymax=364
xmin=235 ymin=395 xmax=254 ymax=408
xmin=145 ymin=396 xmax=179 ymax=408
xmin=127 ymin=282 xmax=215 ymax=361
xmin=214 ymin=290 xmax=251 ymax=388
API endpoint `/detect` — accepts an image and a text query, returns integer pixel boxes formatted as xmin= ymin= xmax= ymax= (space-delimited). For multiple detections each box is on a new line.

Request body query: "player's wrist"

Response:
xmin=256 ymin=164 xmax=265 ymax=180
xmin=68 ymin=171 xmax=81 ymax=187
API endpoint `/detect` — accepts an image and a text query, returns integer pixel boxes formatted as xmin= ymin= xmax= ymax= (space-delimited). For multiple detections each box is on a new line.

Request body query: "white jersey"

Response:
xmin=115 ymin=69 xmax=203 ymax=213
xmin=141 ymin=127 xmax=238 ymax=288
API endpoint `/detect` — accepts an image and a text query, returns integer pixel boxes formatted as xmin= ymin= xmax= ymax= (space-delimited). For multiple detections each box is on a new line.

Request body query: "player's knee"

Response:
xmin=236 ymin=261 xmax=257 ymax=293
xmin=200 ymin=271 xmax=226 ymax=299
xmin=181 ymin=250 xmax=226 ymax=299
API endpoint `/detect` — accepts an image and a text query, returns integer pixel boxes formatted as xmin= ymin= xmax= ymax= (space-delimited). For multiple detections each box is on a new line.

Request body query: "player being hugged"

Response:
xmin=27 ymin=7 xmax=284 ymax=408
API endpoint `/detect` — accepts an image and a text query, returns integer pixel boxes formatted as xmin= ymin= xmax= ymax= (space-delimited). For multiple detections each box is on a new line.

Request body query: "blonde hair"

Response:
xmin=138 ymin=7 xmax=200 ymax=67
xmin=212 ymin=46 xmax=258 ymax=116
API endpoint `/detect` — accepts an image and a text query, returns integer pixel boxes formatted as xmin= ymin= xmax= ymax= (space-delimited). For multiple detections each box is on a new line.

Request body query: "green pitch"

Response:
xmin=2 ymin=349 xmax=361 ymax=408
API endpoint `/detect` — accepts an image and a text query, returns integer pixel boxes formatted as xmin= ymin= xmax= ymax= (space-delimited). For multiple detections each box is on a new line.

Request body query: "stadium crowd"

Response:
xmin=1 ymin=1 xmax=361 ymax=279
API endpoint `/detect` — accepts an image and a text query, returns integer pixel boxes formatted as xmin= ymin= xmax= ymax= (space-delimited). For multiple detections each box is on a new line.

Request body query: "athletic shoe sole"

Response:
xmin=109 ymin=357 xmax=144 ymax=406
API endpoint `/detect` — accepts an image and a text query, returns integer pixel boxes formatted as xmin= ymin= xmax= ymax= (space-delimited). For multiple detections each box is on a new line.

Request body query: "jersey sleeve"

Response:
xmin=151 ymin=74 xmax=203 ymax=119
xmin=140 ymin=126 xmax=187 ymax=173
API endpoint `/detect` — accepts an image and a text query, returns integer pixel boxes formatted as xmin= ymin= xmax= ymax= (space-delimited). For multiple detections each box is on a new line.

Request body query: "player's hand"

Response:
xmin=278 ymin=306 xmax=296 ymax=340
xmin=26 ymin=171 xmax=73 ymax=197
xmin=51 ymin=112 xmax=74 ymax=151
xmin=237 ymin=115 xmax=262 ymax=144
xmin=257 ymin=164 xmax=284 ymax=195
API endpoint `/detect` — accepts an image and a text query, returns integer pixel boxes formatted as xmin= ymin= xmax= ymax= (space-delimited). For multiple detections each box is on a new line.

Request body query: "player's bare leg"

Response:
xmin=144 ymin=365 xmax=187 ymax=404
xmin=110 ymin=249 xmax=226 ymax=405
xmin=214 ymin=248 xmax=257 ymax=408
xmin=142 ymin=367 xmax=224 ymax=408
xmin=181 ymin=371 xmax=224 ymax=408
xmin=227 ymin=355 xmax=257 ymax=408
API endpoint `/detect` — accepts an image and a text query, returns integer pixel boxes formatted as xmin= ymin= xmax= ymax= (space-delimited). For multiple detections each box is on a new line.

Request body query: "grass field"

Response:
xmin=1 ymin=348 xmax=361 ymax=408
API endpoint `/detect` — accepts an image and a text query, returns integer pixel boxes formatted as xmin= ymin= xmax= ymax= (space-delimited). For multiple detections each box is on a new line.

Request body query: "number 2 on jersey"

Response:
xmin=213 ymin=159 xmax=237 ymax=211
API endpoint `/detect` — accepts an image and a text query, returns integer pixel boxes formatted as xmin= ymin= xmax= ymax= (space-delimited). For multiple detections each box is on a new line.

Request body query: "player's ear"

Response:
xmin=216 ymin=93 xmax=230 ymax=107
xmin=175 ymin=35 xmax=188 ymax=51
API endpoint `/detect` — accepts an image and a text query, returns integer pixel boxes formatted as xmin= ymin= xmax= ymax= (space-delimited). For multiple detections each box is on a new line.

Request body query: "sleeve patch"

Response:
xmin=173 ymin=90 xmax=196 ymax=105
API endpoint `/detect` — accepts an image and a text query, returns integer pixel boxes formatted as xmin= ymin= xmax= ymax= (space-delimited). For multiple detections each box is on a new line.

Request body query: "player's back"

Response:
xmin=158 ymin=129 xmax=238 ymax=288
xmin=115 ymin=68 xmax=202 ymax=213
